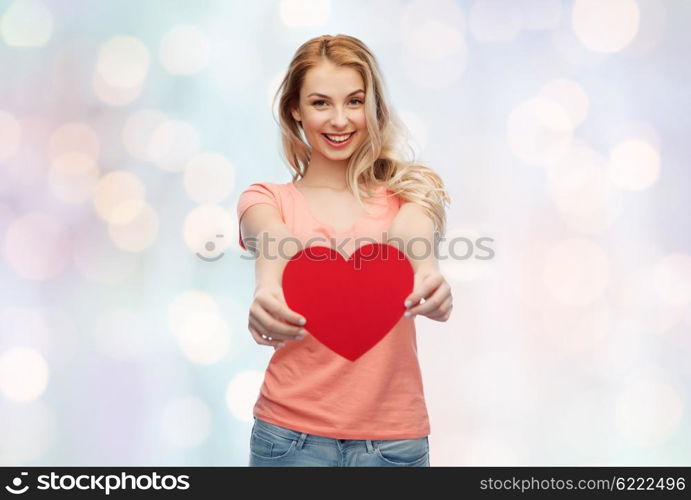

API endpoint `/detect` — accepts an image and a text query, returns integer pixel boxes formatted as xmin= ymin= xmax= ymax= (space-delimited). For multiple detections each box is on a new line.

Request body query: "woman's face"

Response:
xmin=292 ymin=61 xmax=368 ymax=163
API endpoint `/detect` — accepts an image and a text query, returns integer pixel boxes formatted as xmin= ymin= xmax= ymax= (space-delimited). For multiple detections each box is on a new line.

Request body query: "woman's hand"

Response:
xmin=386 ymin=201 xmax=451 ymax=322
xmin=248 ymin=283 xmax=308 ymax=350
xmin=403 ymin=269 xmax=453 ymax=322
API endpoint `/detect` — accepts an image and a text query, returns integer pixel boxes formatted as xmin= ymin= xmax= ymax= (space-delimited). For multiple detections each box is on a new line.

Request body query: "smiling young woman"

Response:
xmin=237 ymin=34 xmax=451 ymax=467
xmin=291 ymin=64 xmax=367 ymax=159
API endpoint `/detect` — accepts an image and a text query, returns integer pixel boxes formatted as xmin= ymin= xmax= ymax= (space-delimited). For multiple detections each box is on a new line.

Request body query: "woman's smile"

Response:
xmin=321 ymin=131 xmax=356 ymax=147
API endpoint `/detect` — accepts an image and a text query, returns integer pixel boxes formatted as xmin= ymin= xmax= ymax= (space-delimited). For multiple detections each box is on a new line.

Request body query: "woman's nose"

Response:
xmin=329 ymin=107 xmax=349 ymax=127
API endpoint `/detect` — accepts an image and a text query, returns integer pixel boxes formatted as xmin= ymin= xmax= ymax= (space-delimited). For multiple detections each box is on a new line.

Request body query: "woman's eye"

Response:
xmin=312 ymin=99 xmax=362 ymax=107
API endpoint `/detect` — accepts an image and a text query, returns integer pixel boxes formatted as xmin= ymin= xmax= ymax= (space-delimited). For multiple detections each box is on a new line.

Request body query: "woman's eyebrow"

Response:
xmin=307 ymin=89 xmax=365 ymax=98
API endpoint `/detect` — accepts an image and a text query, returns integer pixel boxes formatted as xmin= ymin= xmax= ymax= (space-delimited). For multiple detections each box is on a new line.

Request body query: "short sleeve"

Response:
xmin=236 ymin=183 xmax=282 ymax=250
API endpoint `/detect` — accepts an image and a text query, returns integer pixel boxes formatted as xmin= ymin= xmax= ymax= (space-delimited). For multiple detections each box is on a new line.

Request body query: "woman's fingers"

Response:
xmin=248 ymin=285 xmax=309 ymax=349
xmin=250 ymin=305 xmax=301 ymax=341
xmin=427 ymin=295 xmax=453 ymax=321
xmin=251 ymin=294 xmax=306 ymax=341
xmin=263 ymin=291 xmax=307 ymax=327
xmin=405 ymin=273 xmax=442 ymax=307
xmin=248 ymin=323 xmax=285 ymax=348
xmin=248 ymin=317 xmax=279 ymax=344
xmin=407 ymin=286 xmax=446 ymax=317
xmin=406 ymin=277 xmax=451 ymax=318
xmin=405 ymin=273 xmax=444 ymax=313
xmin=255 ymin=308 xmax=302 ymax=340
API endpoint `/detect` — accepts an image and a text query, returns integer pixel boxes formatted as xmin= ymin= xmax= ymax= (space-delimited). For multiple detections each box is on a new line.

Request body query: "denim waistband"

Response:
xmin=253 ymin=417 xmax=385 ymax=445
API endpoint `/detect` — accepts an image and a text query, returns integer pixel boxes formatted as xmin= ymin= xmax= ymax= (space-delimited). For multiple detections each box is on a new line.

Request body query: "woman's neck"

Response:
xmin=297 ymin=154 xmax=349 ymax=190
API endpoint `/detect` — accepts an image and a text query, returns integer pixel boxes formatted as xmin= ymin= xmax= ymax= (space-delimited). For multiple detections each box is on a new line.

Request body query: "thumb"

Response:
xmin=272 ymin=285 xmax=307 ymax=326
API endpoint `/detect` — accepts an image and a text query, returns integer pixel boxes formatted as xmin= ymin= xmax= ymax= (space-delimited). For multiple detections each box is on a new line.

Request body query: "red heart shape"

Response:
xmin=282 ymin=243 xmax=414 ymax=361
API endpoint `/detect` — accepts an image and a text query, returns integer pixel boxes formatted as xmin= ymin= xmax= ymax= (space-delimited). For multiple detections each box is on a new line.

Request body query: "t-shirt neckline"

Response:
xmin=287 ymin=181 xmax=388 ymax=234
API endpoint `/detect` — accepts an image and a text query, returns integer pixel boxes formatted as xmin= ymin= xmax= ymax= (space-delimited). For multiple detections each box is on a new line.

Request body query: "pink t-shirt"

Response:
xmin=236 ymin=181 xmax=430 ymax=439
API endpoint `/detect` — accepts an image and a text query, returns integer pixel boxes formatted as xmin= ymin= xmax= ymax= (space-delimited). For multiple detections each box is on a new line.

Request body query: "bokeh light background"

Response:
xmin=1 ymin=0 xmax=689 ymax=466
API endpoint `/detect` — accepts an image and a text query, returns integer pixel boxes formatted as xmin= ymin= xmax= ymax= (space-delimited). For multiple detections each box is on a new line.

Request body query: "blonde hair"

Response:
xmin=273 ymin=34 xmax=451 ymax=237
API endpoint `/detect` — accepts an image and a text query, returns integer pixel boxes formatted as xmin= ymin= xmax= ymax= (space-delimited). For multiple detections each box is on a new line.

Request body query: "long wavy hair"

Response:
xmin=273 ymin=34 xmax=451 ymax=237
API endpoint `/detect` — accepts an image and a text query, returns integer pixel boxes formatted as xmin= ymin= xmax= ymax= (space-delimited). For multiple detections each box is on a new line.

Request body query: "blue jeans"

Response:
xmin=249 ymin=417 xmax=430 ymax=467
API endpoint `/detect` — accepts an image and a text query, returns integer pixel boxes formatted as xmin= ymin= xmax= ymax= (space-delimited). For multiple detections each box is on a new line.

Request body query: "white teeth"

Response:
xmin=324 ymin=133 xmax=353 ymax=143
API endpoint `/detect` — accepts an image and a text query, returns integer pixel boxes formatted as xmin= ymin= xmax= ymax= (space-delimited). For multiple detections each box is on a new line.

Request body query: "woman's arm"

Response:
xmin=240 ymin=205 xmax=307 ymax=348
xmin=240 ymin=204 xmax=301 ymax=289
xmin=387 ymin=202 xmax=453 ymax=322
xmin=387 ymin=202 xmax=439 ymax=275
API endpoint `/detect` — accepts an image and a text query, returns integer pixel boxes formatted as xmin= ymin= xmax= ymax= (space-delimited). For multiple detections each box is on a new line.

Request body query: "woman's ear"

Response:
xmin=291 ymin=107 xmax=301 ymax=123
